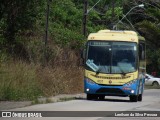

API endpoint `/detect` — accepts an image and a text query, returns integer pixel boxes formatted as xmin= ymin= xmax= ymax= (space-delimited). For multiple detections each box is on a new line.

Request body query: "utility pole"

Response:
xmin=44 ymin=0 xmax=50 ymax=66
xmin=111 ymin=0 xmax=115 ymax=29
xmin=112 ymin=0 xmax=115 ymax=20
xmin=82 ymin=0 xmax=88 ymax=37
xmin=45 ymin=0 xmax=50 ymax=47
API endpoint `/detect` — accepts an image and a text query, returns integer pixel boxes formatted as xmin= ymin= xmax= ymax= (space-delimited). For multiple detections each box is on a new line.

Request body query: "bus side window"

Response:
xmin=139 ymin=43 xmax=145 ymax=60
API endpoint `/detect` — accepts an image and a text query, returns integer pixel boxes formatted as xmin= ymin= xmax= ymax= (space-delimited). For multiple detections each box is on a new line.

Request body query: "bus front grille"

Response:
xmin=96 ymin=88 xmax=125 ymax=94
xmin=90 ymin=74 xmax=131 ymax=79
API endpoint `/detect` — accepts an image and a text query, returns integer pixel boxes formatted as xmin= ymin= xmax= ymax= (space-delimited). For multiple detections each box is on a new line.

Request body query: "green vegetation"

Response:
xmin=0 ymin=0 xmax=160 ymax=101
xmin=59 ymin=97 xmax=75 ymax=102
xmin=0 ymin=61 xmax=41 ymax=100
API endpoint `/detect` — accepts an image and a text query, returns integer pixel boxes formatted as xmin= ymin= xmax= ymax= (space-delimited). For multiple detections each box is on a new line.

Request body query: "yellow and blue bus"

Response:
xmin=82 ymin=30 xmax=146 ymax=102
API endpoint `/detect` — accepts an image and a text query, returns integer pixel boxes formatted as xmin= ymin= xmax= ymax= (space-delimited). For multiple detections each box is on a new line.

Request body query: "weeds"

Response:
xmin=59 ymin=97 xmax=75 ymax=102
xmin=0 ymin=61 xmax=42 ymax=101
xmin=37 ymin=66 xmax=83 ymax=97
xmin=0 ymin=48 xmax=84 ymax=101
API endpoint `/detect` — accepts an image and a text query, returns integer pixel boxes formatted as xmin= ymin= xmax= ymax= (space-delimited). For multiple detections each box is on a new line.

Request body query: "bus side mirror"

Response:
xmin=83 ymin=49 xmax=86 ymax=59
xmin=80 ymin=49 xmax=86 ymax=66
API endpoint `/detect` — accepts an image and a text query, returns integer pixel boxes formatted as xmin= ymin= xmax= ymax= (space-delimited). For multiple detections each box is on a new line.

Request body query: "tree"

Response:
xmin=135 ymin=1 xmax=160 ymax=75
xmin=0 ymin=0 xmax=44 ymax=44
xmin=0 ymin=0 xmax=45 ymax=58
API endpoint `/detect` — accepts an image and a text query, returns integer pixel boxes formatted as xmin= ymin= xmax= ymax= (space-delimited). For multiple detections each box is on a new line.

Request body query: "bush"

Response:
xmin=0 ymin=61 xmax=42 ymax=101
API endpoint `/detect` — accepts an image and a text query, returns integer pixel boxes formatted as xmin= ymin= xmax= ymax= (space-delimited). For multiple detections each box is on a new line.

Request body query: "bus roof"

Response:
xmin=97 ymin=30 xmax=137 ymax=35
xmin=88 ymin=30 xmax=145 ymax=42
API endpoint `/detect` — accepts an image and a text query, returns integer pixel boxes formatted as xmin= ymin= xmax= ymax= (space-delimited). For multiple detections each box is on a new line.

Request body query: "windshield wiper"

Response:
xmin=121 ymin=71 xmax=127 ymax=76
xmin=96 ymin=68 xmax=101 ymax=75
xmin=118 ymin=64 xmax=126 ymax=76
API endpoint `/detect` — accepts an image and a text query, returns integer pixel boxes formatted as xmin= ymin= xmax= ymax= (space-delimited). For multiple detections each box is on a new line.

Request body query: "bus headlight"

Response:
xmin=85 ymin=78 xmax=95 ymax=84
xmin=126 ymin=79 xmax=137 ymax=86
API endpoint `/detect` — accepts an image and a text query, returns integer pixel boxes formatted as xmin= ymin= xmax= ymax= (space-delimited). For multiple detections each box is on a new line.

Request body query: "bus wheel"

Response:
xmin=87 ymin=94 xmax=93 ymax=100
xmin=130 ymin=95 xmax=138 ymax=102
xmin=99 ymin=95 xmax=105 ymax=100
xmin=138 ymin=94 xmax=142 ymax=101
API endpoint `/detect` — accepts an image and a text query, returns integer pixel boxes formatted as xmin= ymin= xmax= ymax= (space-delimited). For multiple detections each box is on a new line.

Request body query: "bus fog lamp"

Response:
xmin=131 ymin=90 xmax=135 ymax=93
xmin=86 ymin=88 xmax=90 ymax=92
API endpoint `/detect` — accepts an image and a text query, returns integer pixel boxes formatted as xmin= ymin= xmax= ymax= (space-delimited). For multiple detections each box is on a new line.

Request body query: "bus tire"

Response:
xmin=87 ymin=94 xmax=98 ymax=100
xmin=138 ymin=94 xmax=142 ymax=101
xmin=87 ymin=94 xmax=93 ymax=100
xmin=130 ymin=95 xmax=138 ymax=102
xmin=99 ymin=95 xmax=105 ymax=100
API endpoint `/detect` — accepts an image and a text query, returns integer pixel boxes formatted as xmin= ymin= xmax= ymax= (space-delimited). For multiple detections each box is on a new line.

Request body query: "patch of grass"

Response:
xmin=59 ymin=97 xmax=75 ymax=102
xmin=46 ymin=98 xmax=53 ymax=103
xmin=0 ymin=61 xmax=42 ymax=101
xmin=36 ymin=48 xmax=84 ymax=97
xmin=37 ymin=65 xmax=83 ymax=97
xmin=0 ymin=48 xmax=84 ymax=101
xmin=31 ymin=96 xmax=76 ymax=105
xmin=31 ymin=99 xmax=40 ymax=105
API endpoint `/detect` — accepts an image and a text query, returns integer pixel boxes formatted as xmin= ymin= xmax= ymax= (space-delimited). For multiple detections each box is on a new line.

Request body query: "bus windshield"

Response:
xmin=86 ymin=41 xmax=137 ymax=74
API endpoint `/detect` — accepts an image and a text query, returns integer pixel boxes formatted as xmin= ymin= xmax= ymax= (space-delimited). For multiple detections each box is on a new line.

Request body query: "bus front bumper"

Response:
xmin=84 ymin=79 xmax=139 ymax=96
